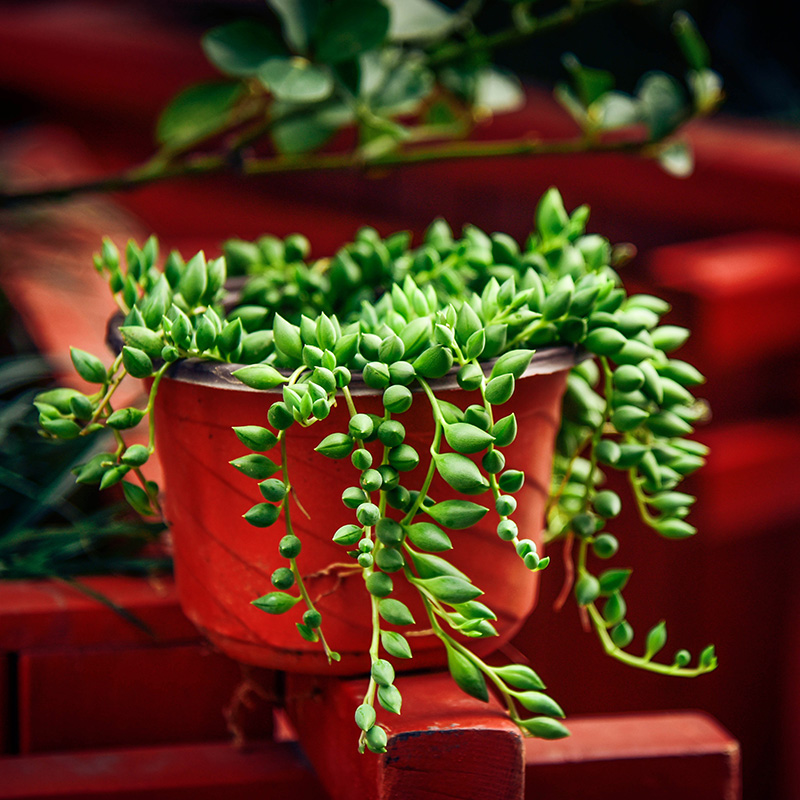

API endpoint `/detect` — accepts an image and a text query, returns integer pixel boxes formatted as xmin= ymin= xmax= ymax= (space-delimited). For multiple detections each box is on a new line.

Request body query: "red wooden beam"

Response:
xmin=284 ymin=671 xmax=525 ymax=800
xmin=17 ymin=644 xmax=275 ymax=753
xmin=0 ymin=739 xmax=325 ymax=800
xmin=525 ymin=711 xmax=740 ymax=799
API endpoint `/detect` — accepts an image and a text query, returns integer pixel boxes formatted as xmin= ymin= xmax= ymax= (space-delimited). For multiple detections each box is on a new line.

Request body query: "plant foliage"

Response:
xmin=38 ymin=188 xmax=716 ymax=752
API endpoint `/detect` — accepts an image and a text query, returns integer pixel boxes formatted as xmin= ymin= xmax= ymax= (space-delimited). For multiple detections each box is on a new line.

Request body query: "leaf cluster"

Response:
xmin=40 ymin=187 xmax=717 ymax=751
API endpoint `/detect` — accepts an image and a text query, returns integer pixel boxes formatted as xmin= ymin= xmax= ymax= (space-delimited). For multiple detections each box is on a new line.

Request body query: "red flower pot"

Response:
xmin=152 ymin=349 xmax=574 ymax=674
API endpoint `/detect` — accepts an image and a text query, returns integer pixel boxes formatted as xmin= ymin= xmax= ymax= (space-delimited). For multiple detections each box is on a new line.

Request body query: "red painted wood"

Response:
xmin=692 ymin=421 xmax=800 ymax=542
xmin=0 ymin=654 xmax=8 ymax=754
xmin=0 ymin=577 xmax=195 ymax=652
xmin=17 ymin=643 xmax=274 ymax=753
xmin=155 ymin=363 xmax=568 ymax=674
xmin=285 ymin=670 xmax=524 ymax=800
xmin=0 ymin=739 xmax=326 ymax=799
xmin=524 ymin=712 xmax=740 ymax=799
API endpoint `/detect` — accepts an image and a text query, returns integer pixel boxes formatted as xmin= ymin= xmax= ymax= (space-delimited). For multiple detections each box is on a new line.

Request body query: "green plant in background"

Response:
xmin=0 ymin=353 xmax=166 ymax=616
xmin=0 ymin=0 xmax=722 ymax=207
xmin=37 ymin=187 xmax=717 ymax=752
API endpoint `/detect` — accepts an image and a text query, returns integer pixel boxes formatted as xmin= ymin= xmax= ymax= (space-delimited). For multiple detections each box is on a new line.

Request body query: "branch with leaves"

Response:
xmin=0 ymin=1 xmax=722 ymax=209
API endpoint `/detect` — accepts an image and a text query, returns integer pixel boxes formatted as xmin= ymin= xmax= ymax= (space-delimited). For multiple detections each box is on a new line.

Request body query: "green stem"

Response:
xmin=426 ymin=0 xmax=629 ymax=67
xmin=280 ymin=435 xmax=336 ymax=663
xmin=401 ymin=378 xmax=443 ymax=524
xmin=585 ymin=603 xmax=712 ymax=677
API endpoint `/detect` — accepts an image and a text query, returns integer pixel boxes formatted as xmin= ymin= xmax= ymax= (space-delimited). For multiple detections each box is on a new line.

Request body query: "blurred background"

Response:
xmin=1 ymin=2 xmax=798 ymax=798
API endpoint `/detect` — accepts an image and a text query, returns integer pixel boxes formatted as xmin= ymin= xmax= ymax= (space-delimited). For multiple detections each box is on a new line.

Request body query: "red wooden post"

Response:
xmin=284 ymin=671 xmax=525 ymax=800
xmin=525 ymin=712 xmax=740 ymax=799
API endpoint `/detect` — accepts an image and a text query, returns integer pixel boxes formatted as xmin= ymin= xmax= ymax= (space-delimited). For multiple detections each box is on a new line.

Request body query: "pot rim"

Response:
xmin=107 ymin=312 xmax=583 ymax=395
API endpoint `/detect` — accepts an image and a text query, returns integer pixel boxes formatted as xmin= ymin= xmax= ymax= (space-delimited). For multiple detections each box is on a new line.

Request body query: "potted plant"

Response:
xmin=34 ymin=184 xmax=716 ymax=754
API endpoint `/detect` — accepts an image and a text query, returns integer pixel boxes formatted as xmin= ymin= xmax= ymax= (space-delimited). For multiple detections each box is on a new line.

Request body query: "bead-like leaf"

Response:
xmin=416 ymin=575 xmax=482 ymax=604
xmin=251 ymin=592 xmax=301 ymax=614
xmin=443 ymin=422 xmax=495 ymax=454
xmin=493 ymin=664 xmax=546 ymax=691
xmin=426 ymin=499 xmax=488 ymax=529
xmin=381 ymin=631 xmax=412 ymax=659
xmin=378 ymin=598 xmax=415 ymax=626
xmin=233 ymin=364 xmax=288 ymax=390
xmin=230 ymin=454 xmax=280 ymax=479
xmin=446 ymin=643 xmax=488 ymax=702
xmin=405 ymin=522 xmax=452 ymax=552
xmin=645 ymin=620 xmax=667 ymax=660
xmin=233 ymin=426 xmax=278 ymax=452
xmin=70 ymin=348 xmax=107 ymax=384
xmin=434 ymin=453 xmax=490 ymax=495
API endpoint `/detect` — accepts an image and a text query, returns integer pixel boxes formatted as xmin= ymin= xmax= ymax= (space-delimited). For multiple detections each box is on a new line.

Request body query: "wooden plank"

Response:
xmin=0 ymin=577 xmax=197 ymax=652
xmin=285 ymin=671 xmax=524 ymax=800
xmin=0 ymin=739 xmax=325 ymax=799
xmin=525 ymin=711 xmax=741 ymax=800
xmin=17 ymin=643 xmax=275 ymax=753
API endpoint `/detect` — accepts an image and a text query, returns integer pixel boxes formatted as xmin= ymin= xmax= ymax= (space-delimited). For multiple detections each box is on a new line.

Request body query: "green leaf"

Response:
xmin=244 ymin=502 xmax=281 ymax=527
xmin=230 ymin=454 xmax=280 ymax=480
xmin=563 ymin=53 xmax=615 ymax=107
xmin=490 ymin=350 xmax=534 ymax=381
xmin=202 ymin=21 xmax=286 ymax=77
xmin=405 ymin=521 xmax=452 ymax=552
xmin=536 ymin=188 xmax=569 ymax=240
xmin=371 ymin=658 xmax=395 ymax=686
xmin=259 ymin=57 xmax=334 ymax=102
xmin=233 ymin=426 xmax=278 ymax=452
xmin=122 ymin=481 xmax=154 ymax=516
xmin=671 ymin=11 xmax=710 ymax=71
xmin=157 ymin=82 xmax=243 ymax=148
xmin=39 ymin=417 xmax=81 ymax=439
xmin=484 ymin=373 xmax=514 ymax=405
xmin=434 ymin=453 xmax=490 ymax=495
xmin=446 ymin=643 xmax=488 ymax=701
xmin=70 ymin=348 xmax=107 ymax=384
xmin=315 ymin=432 xmax=354 ymax=459
xmin=514 ymin=691 xmax=564 ymax=718
xmin=474 ymin=67 xmax=524 ymax=114
xmin=519 ymin=717 xmax=570 ymax=740
xmin=379 ymin=598 xmax=415 ymax=626
xmin=385 ymin=0 xmax=455 ymax=40
xmin=233 ymin=365 xmax=288 ymax=390
xmin=657 ymin=140 xmax=694 ymax=178
xmin=417 ymin=575 xmax=482 ymax=604
xmin=413 ymin=345 xmax=453 ymax=379
xmin=493 ymin=664 xmax=545 ymax=691
xmin=178 ymin=252 xmax=208 ymax=308
xmin=122 ymin=347 xmax=153 ymax=379
xmin=119 ymin=326 xmax=164 ymax=358
xmin=106 ymin=407 xmax=146 ymax=430
xmin=312 ymin=0 xmax=391 ymax=64
xmin=381 ymin=631 xmax=412 ymax=660
xmin=377 ymin=683 xmax=403 ymax=713
xmin=251 ymin=591 xmax=301 ymax=614
xmin=575 ymin=573 xmax=600 ymax=606
xmin=426 ymin=499 xmax=488 ymax=530
xmin=273 ymin=314 xmax=304 ymax=361
xmin=355 ymin=703 xmax=376 ymax=731
xmin=407 ymin=550 xmax=469 ymax=581
xmin=637 ymin=72 xmax=686 ymax=140
xmin=645 ymin=621 xmax=667 ymax=660
xmin=443 ymin=422 xmax=495 ymax=454
xmin=268 ymin=0 xmax=322 ymax=53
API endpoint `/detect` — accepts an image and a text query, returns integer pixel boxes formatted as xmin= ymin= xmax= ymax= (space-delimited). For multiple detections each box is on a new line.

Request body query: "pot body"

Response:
xmin=153 ymin=353 xmax=571 ymax=674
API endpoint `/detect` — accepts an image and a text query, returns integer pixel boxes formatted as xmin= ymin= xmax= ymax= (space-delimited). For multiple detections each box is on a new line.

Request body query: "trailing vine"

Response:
xmin=37 ymin=187 xmax=717 ymax=752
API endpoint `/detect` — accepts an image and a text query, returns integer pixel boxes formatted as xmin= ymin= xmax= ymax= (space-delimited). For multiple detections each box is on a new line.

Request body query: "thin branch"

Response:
xmin=0 ymin=132 xmax=660 ymax=210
